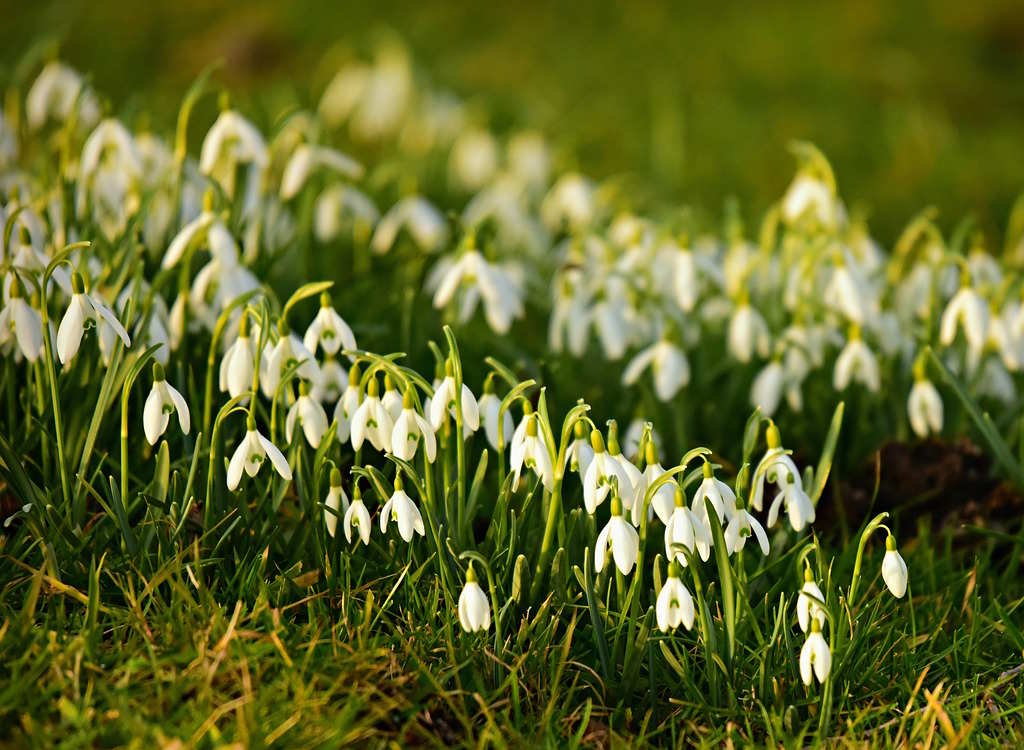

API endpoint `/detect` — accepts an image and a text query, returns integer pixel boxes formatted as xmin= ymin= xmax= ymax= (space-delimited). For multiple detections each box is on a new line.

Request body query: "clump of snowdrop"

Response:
xmin=304 ymin=292 xmax=357 ymax=359
xmin=391 ymin=386 xmax=437 ymax=462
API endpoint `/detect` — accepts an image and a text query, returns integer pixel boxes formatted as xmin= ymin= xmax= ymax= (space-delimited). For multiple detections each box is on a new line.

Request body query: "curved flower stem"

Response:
xmin=38 ymin=299 xmax=70 ymax=511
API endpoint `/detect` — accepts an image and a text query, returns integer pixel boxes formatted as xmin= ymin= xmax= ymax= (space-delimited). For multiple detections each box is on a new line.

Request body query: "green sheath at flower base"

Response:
xmin=330 ymin=467 xmax=342 ymax=487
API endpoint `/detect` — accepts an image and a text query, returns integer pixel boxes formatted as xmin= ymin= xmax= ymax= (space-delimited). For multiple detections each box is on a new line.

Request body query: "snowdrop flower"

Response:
xmin=285 ymin=380 xmax=329 ymax=448
xmin=908 ymin=378 xmax=943 ymax=438
xmin=312 ymin=356 xmax=345 ymax=403
xmin=143 ymin=363 xmax=190 ymax=446
xmin=592 ymin=295 xmax=629 ymax=360
xmin=797 ymin=567 xmax=827 ymax=633
xmin=671 ymin=242 xmax=699 ymax=312
xmin=833 ymin=326 xmax=880 ymax=392
xmin=227 ymin=413 xmax=292 ymax=490
xmin=940 ymin=283 xmax=989 ymax=354
xmin=324 ymin=468 xmax=350 ymax=539
xmin=314 ymin=184 xmax=379 ymax=243
xmin=391 ymin=387 xmax=437 ymax=462
xmin=280 ymin=144 xmax=363 ymax=200
xmin=724 ymin=499 xmax=770 ymax=557
xmin=343 ymin=483 xmax=372 ymax=546
xmin=606 ymin=421 xmax=645 ymax=518
xmin=691 ymin=462 xmax=737 ymax=525
xmin=431 ymin=248 xmax=524 ymax=334
xmin=666 ymin=487 xmax=711 ymax=565
xmin=161 ymin=192 xmax=231 ymax=270
xmin=457 ymin=564 xmax=491 ymax=633
xmin=80 ymin=119 xmax=142 ymax=180
xmin=643 ymin=443 xmax=677 ymax=524
xmin=304 ymin=292 xmax=357 ymax=358
xmin=381 ymin=374 xmax=404 ymax=422
xmin=510 ymin=414 xmax=554 ymax=491
xmin=199 ymin=106 xmax=268 ymax=205
xmin=261 ymin=321 xmax=320 ymax=398
xmin=56 ymin=273 xmax=132 ymax=365
xmin=333 ymin=364 xmax=362 ymax=443
xmin=766 ymin=471 xmax=816 ymax=532
xmin=750 ymin=423 xmax=800 ymax=513
xmin=371 ymin=196 xmax=448 ymax=254
xmin=429 ymin=361 xmax=480 ymax=433
xmin=881 ymin=534 xmax=909 ymax=598
xmin=622 ymin=337 xmax=690 ymax=402
xmin=824 ymin=262 xmax=866 ymax=324
xmin=449 ymin=128 xmax=499 ymax=191
xmin=583 ymin=429 xmax=634 ymax=514
xmin=541 ymin=173 xmax=596 ymax=232
xmin=26 ymin=61 xmax=99 ymax=130
xmin=781 ymin=172 xmax=839 ymax=229
xmin=799 ymin=620 xmax=832 ymax=686
xmin=351 ymin=375 xmax=394 ymax=453
xmin=728 ymin=299 xmax=771 ymax=363
xmin=219 ymin=314 xmax=256 ymax=399
xmin=751 ymin=359 xmax=785 ymax=417
xmin=565 ymin=420 xmax=595 ymax=483
xmin=477 ymin=376 xmax=513 ymax=451
xmin=507 ymin=130 xmax=550 ymax=191
xmin=656 ymin=562 xmax=696 ymax=632
xmin=379 ymin=475 xmax=425 ymax=543
xmin=0 ymin=276 xmax=44 ymax=362
xmin=594 ymin=490 xmax=640 ymax=575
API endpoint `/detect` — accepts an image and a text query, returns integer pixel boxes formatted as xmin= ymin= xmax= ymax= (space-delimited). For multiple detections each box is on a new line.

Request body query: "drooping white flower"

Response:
xmin=477 ymin=379 xmax=513 ymax=451
xmin=908 ymin=377 xmax=943 ymax=438
xmin=285 ymin=380 xmax=329 ymax=448
xmin=457 ymin=565 xmax=491 ymax=633
xmin=379 ymin=476 xmax=425 ymax=543
xmin=381 ymin=375 xmax=403 ymax=423
xmin=280 ymin=143 xmax=363 ymax=200
xmin=371 ymin=196 xmax=448 ymax=254
xmin=333 ymin=364 xmax=362 ymax=444
xmin=781 ymin=172 xmax=840 ymax=229
xmin=448 ymin=128 xmax=499 ymax=192
xmin=691 ymin=462 xmax=737 ymax=525
xmin=324 ymin=468 xmax=350 ymax=539
xmin=656 ymin=565 xmax=696 ymax=632
xmin=343 ymin=487 xmax=372 ymax=546
xmin=260 ymin=323 xmax=320 ymax=398
xmin=26 ymin=61 xmax=99 ymax=130
xmin=833 ymin=328 xmax=880 ymax=392
xmin=750 ymin=424 xmax=801 ymax=513
xmin=824 ymin=263 xmax=866 ymax=324
xmin=430 ymin=249 xmax=524 ymax=334
xmin=881 ymin=535 xmax=909 ymax=598
xmin=429 ymin=365 xmax=480 ymax=433
xmin=766 ymin=472 xmax=816 ymax=532
xmin=219 ymin=315 xmax=256 ymax=400
xmin=724 ymin=506 xmax=770 ymax=556
xmin=226 ymin=415 xmax=292 ymax=490
xmin=56 ymin=273 xmax=132 ymax=365
xmin=540 ymin=173 xmax=596 ymax=232
xmin=314 ymin=184 xmax=380 ymax=243
xmin=391 ymin=387 xmax=437 ymax=463
xmin=582 ymin=429 xmax=634 ymax=514
xmin=728 ymin=301 xmax=771 ymax=363
xmin=797 ymin=568 xmax=827 ymax=633
xmin=565 ymin=420 xmax=595 ymax=484
xmin=799 ymin=620 xmax=832 ymax=686
xmin=939 ymin=284 xmax=989 ymax=354
xmin=143 ymin=363 xmax=190 ymax=445
xmin=750 ymin=359 xmax=785 ymax=417
xmin=666 ymin=487 xmax=712 ymax=566
xmin=304 ymin=293 xmax=357 ymax=358
xmin=510 ymin=414 xmax=554 ymax=491
xmin=642 ymin=443 xmax=677 ymax=524
xmin=312 ymin=357 xmax=345 ymax=403
xmin=622 ymin=338 xmax=690 ymax=402
xmin=199 ymin=107 xmax=268 ymax=207
xmin=0 ymin=276 xmax=44 ymax=362
xmin=351 ymin=375 xmax=394 ymax=453
xmin=594 ymin=493 xmax=640 ymax=575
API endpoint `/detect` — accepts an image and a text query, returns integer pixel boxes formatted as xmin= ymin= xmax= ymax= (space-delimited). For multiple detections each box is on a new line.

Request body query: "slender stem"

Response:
xmin=530 ymin=477 xmax=562 ymax=602
xmin=38 ymin=305 xmax=70 ymax=511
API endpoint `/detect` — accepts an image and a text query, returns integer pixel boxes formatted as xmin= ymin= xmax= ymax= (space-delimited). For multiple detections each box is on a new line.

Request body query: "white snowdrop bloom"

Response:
xmin=510 ymin=414 xmax=554 ymax=491
xmin=939 ymin=284 xmax=989 ymax=354
xmin=219 ymin=316 xmax=256 ymax=400
xmin=351 ymin=376 xmax=394 ymax=453
xmin=461 ymin=179 xmax=549 ymax=255
xmin=0 ymin=277 xmax=44 ymax=362
xmin=80 ymin=119 xmax=142 ymax=180
xmin=565 ymin=420 xmax=595 ymax=483
xmin=622 ymin=419 xmax=657 ymax=463
xmin=671 ymin=244 xmax=700 ymax=312
xmin=593 ymin=295 xmax=630 ymax=361
xmin=908 ymin=377 xmax=943 ymax=438
xmin=797 ymin=569 xmax=827 ymax=633
xmin=26 ymin=61 xmax=99 ymax=130
xmin=169 ymin=293 xmax=187 ymax=351
xmin=161 ymin=193 xmax=237 ymax=270
xmin=582 ymin=429 xmax=634 ymax=514
xmin=507 ymin=130 xmax=550 ymax=190
xmin=643 ymin=444 xmax=677 ymax=524
xmin=143 ymin=363 xmax=190 ymax=446
xmin=656 ymin=566 xmax=696 ymax=633
xmin=799 ymin=621 xmax=832 ymax=686
xmin=429 ymin=365 xmax=480 ymax=433
xmin=312 ymin=357 xmax=345 ymax=403
xmin=477 ymin=380 xmax=513 ymax=451
xmin=882 ymin=535 xmax=909 ymax=598
xmin=379 ymin=476 xmax=425 ymax=543
xmin=751 ymin=359 xmax=785 ymax=417
xmin=431 ymin=249 xmax=524 ymax=334
xmin=381 ymin=377 xmax=403 ymax=422
xmin=280 ymin=144 xmax=363 ymax=200
xmin=548 ymin=267 xmax=591 ymax=357
xmin=304 ymin=293 xmax=357 ymax=358
xmin=333 ymin=364 xmax=362 ymax=443
xmin=666 ymin=487 xmax=712 ymax=566
xmin=691 ymin=462 xmax=737 ymax=525
xmin=343 ymin=487 xmax=372 ymax=546
xmin=987 ymin=310 xmax=1022 ymax=372
xmin=391 ymin=388 xmax=437 ymax=463
xmin=976 ymin=356 xmax=1016 ymax=404
xmin=610 ymin=442 xmax=645 ymax=523
xmin=781 ymin=173 xmax=839 ymax=229
xmin=594 ymin=493 xmax=640 ymax=575
xmin=766 ymin=472 xmax=816 ymax=532
xmin=314 ymin=184 xmax=380 ymax=243
xmin=824 ymin=263 xmax=866 ymax=324
xmin=226 ymin=416 xmax=292 ymax=491
xmin=541 ymin=173 xmax=596 ymax=232
xmin=56 ymin=273 xmax=132 ymax=365
xmin=371 ymin=197 xmax=448 ymax=255
xmin=728 ymin=301 xmax=771 ymax=363
xmin=622 ymin=338 xmax=690 ymax=402
xmin=750 ymin=424 xmax=800 ymax=513
xmin=457 ymin=565 xmax=491 ymax=633
xmin=285 ymin=381 xmax=329 ymax=448
xmin=833 ymin=329 xmax=880 ymax=392
xmin=724 ymin=505 xmax=770 ymax=557
xmin=260 ymin=324 xmax=320 ymax=399
xmin=199 ymin=108 xmax=268 ymax=204
xmin=338 ymin=42 xmax=412 ymax=141
xmin=323 ymin=469 xmax=350 ymax=539
xmin=449 ymin=128 xmax=499 ymax=191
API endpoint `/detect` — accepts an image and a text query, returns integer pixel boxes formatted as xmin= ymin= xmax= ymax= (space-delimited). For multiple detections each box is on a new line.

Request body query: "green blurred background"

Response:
xmin=3 ymin=0 xmax=1024 ymax=243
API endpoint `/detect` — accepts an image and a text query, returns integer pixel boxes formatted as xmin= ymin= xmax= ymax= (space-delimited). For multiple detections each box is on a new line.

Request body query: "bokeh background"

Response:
xmin=3 ymin=0 xmax=1024 ymax=243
